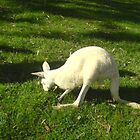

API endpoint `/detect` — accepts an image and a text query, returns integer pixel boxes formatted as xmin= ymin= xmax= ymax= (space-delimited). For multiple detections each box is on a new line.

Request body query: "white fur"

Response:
xmin=32 ymin=46 xmax=140 ymax=109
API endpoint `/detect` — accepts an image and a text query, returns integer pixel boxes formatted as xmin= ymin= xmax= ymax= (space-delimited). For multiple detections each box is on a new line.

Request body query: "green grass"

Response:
xmin=0 ymin=0 xmax=140 ymax=139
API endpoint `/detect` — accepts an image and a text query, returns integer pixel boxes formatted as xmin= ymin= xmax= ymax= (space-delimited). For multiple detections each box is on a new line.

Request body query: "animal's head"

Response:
xmin=31 ymin=61 xmax=54 ymax=91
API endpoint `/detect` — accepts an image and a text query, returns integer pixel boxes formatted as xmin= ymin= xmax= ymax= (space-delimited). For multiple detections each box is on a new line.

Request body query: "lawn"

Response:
xmin=0 ymin=0 xmax=140 ymax=139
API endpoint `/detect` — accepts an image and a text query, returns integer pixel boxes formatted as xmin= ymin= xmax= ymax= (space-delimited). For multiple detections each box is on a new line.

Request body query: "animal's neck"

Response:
xmin=49 ymin=66 xmax=64 ymax=81
xmin=50 ymin=66 xmax=67 ymax=88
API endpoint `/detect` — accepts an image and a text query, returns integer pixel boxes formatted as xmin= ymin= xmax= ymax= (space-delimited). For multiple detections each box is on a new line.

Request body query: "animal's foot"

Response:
xmin=52 ymin=105 xmax=61 ymax=110
xmin=52 ymin=102 xmax=60 ymax=110
xmin=52 ymin=103 xmax=78 ymax=110
xmin=56 ymin=95 xmax=62 ymax=103
xmin=57 ymin=97 xmax=62 ymax=103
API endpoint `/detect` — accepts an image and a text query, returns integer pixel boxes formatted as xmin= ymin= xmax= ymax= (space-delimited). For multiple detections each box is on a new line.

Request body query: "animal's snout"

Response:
xmin=41 ymin=78 xmax=50 ymax=91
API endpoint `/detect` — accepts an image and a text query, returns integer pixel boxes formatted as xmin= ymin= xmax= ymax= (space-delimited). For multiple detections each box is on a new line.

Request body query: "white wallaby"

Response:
xmin=32 ymin=46 xmax=140 ymax=109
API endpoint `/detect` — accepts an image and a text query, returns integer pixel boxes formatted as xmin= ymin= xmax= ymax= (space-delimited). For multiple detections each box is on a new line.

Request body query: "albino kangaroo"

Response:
xmin=32 ymin=46 xmax=140 ymax=109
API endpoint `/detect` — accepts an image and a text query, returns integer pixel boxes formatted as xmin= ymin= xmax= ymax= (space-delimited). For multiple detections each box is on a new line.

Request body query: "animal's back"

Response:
xmin=66 ymin=46 xmax=110 ymax=64
xmin=64 ymin=46 xmax=118 ymax=81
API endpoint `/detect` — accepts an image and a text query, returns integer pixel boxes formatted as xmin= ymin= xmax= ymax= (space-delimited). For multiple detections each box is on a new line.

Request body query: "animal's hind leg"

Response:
xmin=73 ymin=84 xmax=89 ymax=107
xmin=110 ymin=78 xmax=140 ymax=109
xmin=72 ymin=67 xmax=98 ymax=107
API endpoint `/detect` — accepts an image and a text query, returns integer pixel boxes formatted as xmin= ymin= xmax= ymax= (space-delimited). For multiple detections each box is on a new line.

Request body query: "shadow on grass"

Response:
xmin=83 ymin=31 xmax=140 ymax=43
xmin=0 ymin=5 xmax=15 ymax=22
xmin=1 ymin=1 xmax=140 ymax=43
xmin=13 ymin=0 xmax=140 ymax=23
xmin=0 ymin=61 xmax=65 ymax=83
xmin=0 ymin=61 xmax=41 ymax=83
xmin=1 ymin=29 xmax=140 ymax=43
xmin=84 ymin=86 xmax=140 ymax=104
xmin=119 ymin=70 xmax=137 ymax=77
xmin=0 ymin=44 xmax=35 ymax=83
xmin=0 ymin=44 xmax=33 ymax=54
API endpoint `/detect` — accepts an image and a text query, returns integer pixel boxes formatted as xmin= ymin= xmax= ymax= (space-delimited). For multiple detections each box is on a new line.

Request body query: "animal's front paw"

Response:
xmin=53 ymin=103 xmax=79 ymax=109
xmin=52 ymin=103 xmax=62 ymax=110
xmin=57 ymin=97 xmax=62 ymax=103
xmin=56 ymin=95 xmax=62 ymax=103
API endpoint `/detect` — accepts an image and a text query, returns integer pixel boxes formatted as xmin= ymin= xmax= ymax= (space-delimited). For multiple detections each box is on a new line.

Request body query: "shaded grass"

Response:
xmin=0 ymin=0 xmax=140 ymax=139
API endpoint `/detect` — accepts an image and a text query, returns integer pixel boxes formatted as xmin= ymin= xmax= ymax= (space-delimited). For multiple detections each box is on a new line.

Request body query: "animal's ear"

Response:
xmin=42 ymin=61 xmax=50 ymax=72
xmin=31 ymin=72 xmax=44 ymax=77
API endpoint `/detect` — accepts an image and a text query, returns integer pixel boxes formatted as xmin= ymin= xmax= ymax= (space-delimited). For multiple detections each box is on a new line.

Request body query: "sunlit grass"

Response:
xmin=0 ymin=0 xmax=140 ymax=139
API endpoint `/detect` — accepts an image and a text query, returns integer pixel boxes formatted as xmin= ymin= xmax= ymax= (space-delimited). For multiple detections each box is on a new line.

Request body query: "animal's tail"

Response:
xmin=110 ymin=71 xmax=140 ymax=109
xmin=127 ymin=102 xmax=140 ymax=109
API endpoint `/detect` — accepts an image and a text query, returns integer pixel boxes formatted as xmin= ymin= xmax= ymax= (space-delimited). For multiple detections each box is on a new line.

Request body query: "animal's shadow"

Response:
xmin=0 ymin=61 xmax=64 ymax=83
xmin=84 ymin=86 xmax=140 ymax=104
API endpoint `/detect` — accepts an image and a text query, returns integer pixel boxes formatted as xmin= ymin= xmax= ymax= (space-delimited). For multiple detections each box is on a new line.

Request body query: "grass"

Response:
xmin=0 ymin=0 xmax=140 ymax=139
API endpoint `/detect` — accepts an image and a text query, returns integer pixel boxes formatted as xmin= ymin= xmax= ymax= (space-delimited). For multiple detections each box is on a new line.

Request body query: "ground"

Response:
xmin=0 ymin=0 xmax=140 ymax=139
